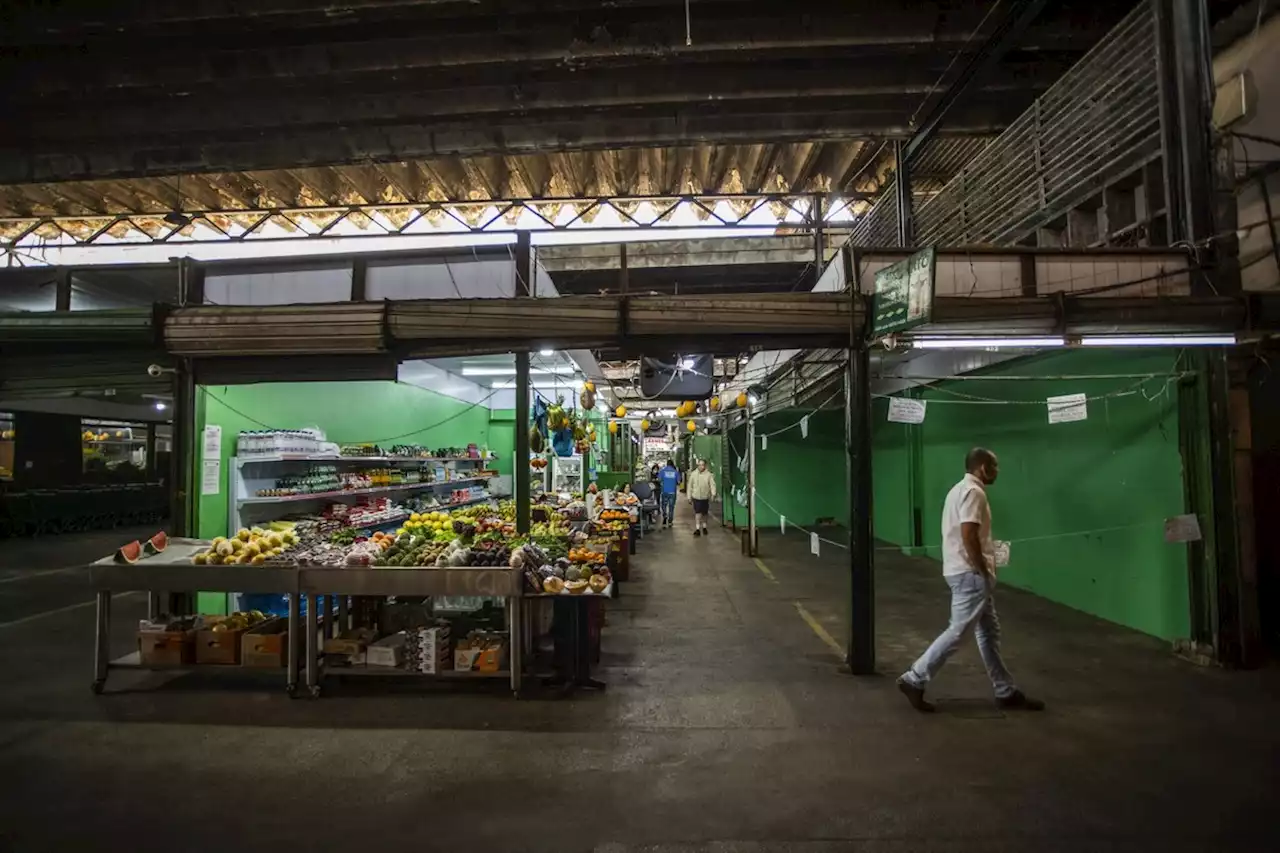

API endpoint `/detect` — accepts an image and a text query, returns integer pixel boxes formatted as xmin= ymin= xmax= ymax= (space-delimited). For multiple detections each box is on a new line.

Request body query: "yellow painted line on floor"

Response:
xmin=753 ymin=557 xmax=777 ymax=583
xmin=793 ymin=602 xmax=846 ymax=659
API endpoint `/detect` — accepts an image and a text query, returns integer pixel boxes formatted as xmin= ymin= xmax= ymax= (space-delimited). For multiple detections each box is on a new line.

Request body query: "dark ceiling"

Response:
xmin=0 ymin=0 xmax=1134 ymax=191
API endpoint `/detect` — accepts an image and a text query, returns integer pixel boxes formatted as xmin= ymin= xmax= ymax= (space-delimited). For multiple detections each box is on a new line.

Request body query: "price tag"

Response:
xmin=810 ymin=532 xmax=820 ymax=556
xmin=800 ymin=416 xmax=809 ymax=438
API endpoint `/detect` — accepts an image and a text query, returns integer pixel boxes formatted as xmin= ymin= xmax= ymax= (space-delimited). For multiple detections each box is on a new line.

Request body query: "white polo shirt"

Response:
xmin=941 ymin=473 xmax=994 ymax=577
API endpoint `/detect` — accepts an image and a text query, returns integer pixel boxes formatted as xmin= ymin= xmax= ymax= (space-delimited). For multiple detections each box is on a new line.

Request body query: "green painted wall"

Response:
xmin=873 ymin=349 xmax=1191 ymax=640
xmin=196 ymin=381 xmax=494 ymax=540
xmin=751 ymin=410 xmax=847 ymax=528
xmin=488 ymin=408 xmax=516 ymax=477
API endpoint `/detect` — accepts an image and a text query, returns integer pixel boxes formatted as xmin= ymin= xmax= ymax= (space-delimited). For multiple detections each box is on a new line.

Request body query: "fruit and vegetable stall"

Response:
xmin=89 ymin=494 xmax=628 ymax=698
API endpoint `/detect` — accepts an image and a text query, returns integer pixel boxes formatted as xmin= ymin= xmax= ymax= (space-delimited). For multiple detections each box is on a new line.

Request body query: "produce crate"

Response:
xmin=196 ymin=621 xmax=247 ymax=665
xmin=137 ymin=628 xmax=195 ymax=667
xmin=241 ymin=618 xmax=288 ymax=668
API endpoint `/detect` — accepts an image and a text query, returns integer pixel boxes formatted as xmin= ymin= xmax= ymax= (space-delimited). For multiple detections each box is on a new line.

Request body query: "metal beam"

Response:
xmin=0 ymin=192 xmax=874 ymax=249
xmin=902 ymin=0 xmax=1052 ymax=165
xmin=893 ymin=140 xmax=913 ymax=247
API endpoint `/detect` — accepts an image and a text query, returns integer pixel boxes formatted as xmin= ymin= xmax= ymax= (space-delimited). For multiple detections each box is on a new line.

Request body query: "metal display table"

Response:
xmin=89 ymin=540 xmax=303 ymax=695
xmin=528 ymin=584 xmax=613 ymax=693
xmin=298 ymin=567 xmax=525 ymax=698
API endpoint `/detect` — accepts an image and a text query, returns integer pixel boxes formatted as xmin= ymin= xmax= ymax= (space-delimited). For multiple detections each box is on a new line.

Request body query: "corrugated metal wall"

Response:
xmin=850 ymin=3 xmax=1162 ymax=249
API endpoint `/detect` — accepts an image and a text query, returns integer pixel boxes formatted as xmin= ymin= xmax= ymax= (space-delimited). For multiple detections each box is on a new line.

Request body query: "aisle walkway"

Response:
xmin=0 ymin=508 xmax=1277 ymax=851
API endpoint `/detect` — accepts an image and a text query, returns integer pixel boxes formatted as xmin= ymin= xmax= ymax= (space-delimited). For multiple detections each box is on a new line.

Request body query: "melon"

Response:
xmin=114 ymin=541 xmax=143 ymax=564
xmin=144 ymin=531 xmax=168 ymax=554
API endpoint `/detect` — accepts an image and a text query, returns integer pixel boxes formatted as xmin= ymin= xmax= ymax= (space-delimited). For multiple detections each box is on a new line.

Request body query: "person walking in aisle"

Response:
xmin=686 ymin=458 xmax=716 ymax=537
xmin=658 ymin=459 xmax=680 ymax=528
xmin=896 ymin=447 xmax=1044 ymax=714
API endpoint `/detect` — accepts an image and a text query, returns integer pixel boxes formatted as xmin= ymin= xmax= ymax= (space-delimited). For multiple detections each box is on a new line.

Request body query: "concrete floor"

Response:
xmin=0 ymin=509 xmax=1278 ymax=852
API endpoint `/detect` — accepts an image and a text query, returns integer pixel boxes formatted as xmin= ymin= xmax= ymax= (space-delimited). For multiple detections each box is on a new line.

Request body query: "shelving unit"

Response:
xmin=228 ymin=454 xmax=494 ymax=533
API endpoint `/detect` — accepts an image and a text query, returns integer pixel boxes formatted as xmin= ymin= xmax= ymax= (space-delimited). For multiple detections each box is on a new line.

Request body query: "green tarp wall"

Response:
xmin=871 ymin=349 xmax=1190 ymax=640
xmin=734 ymin=350 xmax=1191 ymax=641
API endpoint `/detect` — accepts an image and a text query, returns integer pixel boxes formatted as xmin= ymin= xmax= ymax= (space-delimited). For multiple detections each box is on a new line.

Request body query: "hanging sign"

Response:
xmin=800 ymin=416 xmax=809 ymax=439
xmin=1164 ymin=514 xmax=1203 ymax=543
xmin=1047 ymin=393 xmax=1088 ymax=424
xmin=810 ymin=532 xmax=820 ymax=556
xmin=872 ymin=246 xmax=937 ymax=336
xmin=887 ymin=397 xmax=927 ymax=424
xmin=780 ymin=515 xmax=787 ymax=533
xmin=760 ymin=434 xmax=768 ymax=450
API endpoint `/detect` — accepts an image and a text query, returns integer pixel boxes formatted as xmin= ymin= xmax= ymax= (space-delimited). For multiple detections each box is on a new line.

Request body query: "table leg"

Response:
xmin=91 ymin=590 xmax=110 ymax=694
xmin=322 ymin=595 xmax=334 ymax=639
xmin=575 ymin=600 xmax=606 ymax=691
xmin=508 ymin=596 xmax=522 ymax=696
xmin=286 ymin=594 xmax=299 ymax=697
xmin=306 ymin=595 xmax=321 ymax=698
xmin=147 ymin=592 xmax=160 ymax=620
xmin=337 ymin=595 xmax=349 ymax=634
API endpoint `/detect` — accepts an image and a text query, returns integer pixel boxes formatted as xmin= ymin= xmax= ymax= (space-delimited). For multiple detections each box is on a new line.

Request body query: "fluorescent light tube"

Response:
xmin=1079 ymin=335 xmax=1235 ymax=347
xmin=910 ymin=337 xmax=1065 ymax=349
xmin=462 ymin=366 xmax=574 ymax=376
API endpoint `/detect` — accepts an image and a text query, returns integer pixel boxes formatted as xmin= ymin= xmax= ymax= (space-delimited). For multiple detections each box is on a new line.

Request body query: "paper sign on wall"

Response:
xmin=1164 ymin=514 xmax=1203 ymax=543
xmin=1047 ymin=393 xmax=1088 ymax=424
xmin=887 ymin=397 xmax=927 ymax=424
xmin=761 ymin=434 xmax=768 ymax=450
xmin=810 ymin=532 xmax=820 ymax=556
xmin=200 ymin=425 xmax=223 ymax=496
xmin=994 ymin=540 xmax=1011 ymax=568
xmin=800 ymin=416 xmax=809 ymax=439
xmin=780 ymin=515 xmax=786 ymax=533
xmin=201 ymin=460 xmax=221 ymax=496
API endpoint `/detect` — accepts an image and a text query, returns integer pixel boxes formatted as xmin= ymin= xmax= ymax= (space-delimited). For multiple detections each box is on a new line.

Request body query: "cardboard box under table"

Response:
xmin=242 ymin=618 xmax=289 ymax=668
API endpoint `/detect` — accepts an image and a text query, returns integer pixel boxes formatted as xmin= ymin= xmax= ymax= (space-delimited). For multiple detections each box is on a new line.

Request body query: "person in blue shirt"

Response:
xmin=658 ymin=459 xmax=680 ymax=528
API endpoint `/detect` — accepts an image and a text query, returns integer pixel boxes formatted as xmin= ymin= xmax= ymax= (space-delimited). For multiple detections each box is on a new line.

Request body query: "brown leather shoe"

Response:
xmin=997 ymin=690 xmax=1045 ymax=711
xmin=897 ymin=678 xmax=936 ymax=713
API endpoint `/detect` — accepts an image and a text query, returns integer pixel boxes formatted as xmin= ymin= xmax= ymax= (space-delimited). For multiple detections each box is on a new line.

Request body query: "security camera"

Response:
xmin=147 ymin=364 xmax=169 ymax=378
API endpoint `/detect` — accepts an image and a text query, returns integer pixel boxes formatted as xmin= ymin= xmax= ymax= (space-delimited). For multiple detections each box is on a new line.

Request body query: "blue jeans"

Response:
xmin=900 ymin=572 xmax=1016 ymax=699
xmin=660 ymin=492 xmax=677 ymax=524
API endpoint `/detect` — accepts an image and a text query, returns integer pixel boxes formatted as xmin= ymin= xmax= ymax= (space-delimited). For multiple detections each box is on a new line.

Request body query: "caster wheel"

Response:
xmin=286 ymin=683 xmax=298 ymax=698
xmin=90 ymin=680 xmax=105 ymax=695
xmin=308 ymin=685 xmax=323 ymax=699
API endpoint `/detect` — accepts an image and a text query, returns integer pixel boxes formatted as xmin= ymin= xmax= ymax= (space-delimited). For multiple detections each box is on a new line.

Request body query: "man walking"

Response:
xmin=658 ymin=459 xmax=680 ymax=528
xmin=897 ymin=447 xmax=1043 ymax=713
xmin=686 ymin=458 xmax=716 ymax=537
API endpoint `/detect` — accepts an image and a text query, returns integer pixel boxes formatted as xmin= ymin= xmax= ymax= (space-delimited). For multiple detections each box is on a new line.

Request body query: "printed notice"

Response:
xmin=887 ymin=397 xmax=927 ymax=424
xmin=203 ymin=424 xmax=222 ymax=458
xmin=994 ymin=540 xmax=1011 ymax=568
xmin=810 ymin=532 xmax=820 ymax=556
xmin=1164 ymin=514 xmax=1203 ymax=543
xmin=200 ymin=425 xmax=223 ymax=496
xmin=201 ymin=460 xmax=221 ymax=496
xmin=1047 ymin=393 xmax=1088 ymax=424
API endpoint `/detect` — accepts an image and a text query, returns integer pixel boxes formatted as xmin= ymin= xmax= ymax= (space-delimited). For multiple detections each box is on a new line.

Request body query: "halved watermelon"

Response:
xmin=144 ymin=531 xmax=168 ymax=554
xmin=115 ymin=541 xmax=143 ymax=564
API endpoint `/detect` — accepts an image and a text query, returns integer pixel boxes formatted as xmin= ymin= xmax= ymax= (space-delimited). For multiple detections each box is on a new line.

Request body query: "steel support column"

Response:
xmin=55 ymin=268 xmax=71 ymax=310
xmin=846 ymin=341 xmax=875 ymax=674
xmin=894 ymin=140 xmax=913 ymax=248
xmin=169 ymin=360 xmax=196 ymax=616
xmin=1154 ymin=0 xmax=1217 ymax=254
xmin=747 ymin=417 xmax=758 ymax=557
